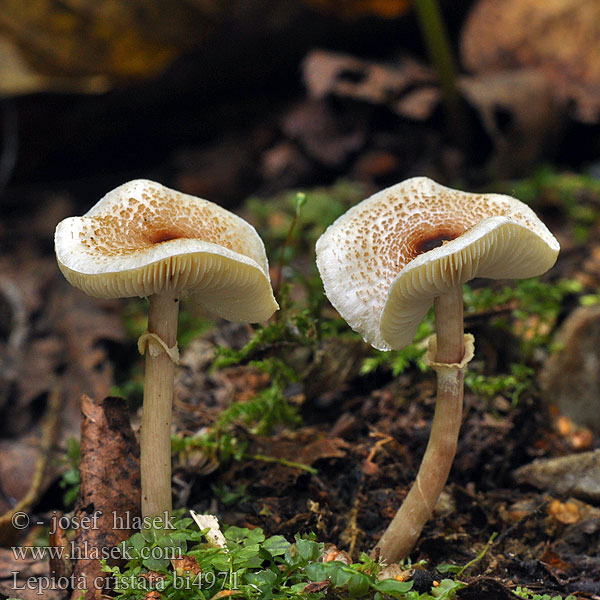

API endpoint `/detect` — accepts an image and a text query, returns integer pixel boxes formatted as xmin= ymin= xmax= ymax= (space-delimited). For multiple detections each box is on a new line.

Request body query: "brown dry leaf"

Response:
xmin=301 ymin=0 xmax=411 ymax=19
xmin=70 ymin=395 xmax=141 ymax=599
xmin=172 ymin=555 xmax=201 ymax=576
xmin=547 ymin=499 xmax=581 ymax=525
xmin=461 ymin=0 xmax=600 ymax=122
xmin=303 ymin=581 xmax=330 ymax=594
xmin=257 ymin=430 xmax=349 ymax=467
xmin=459 ymin=69 xmax=565 ymax=176
xmin=303 ymin=49 xmax=435 ymax=117
xmin=0 ymin=434 xmax=59 ymax=516
xmin=539 ymin=548 xmax=572 ymax=577
xmin=235 ymin=430 xmax=349 ymax=494
xmin=47 ymin=282 xmax=127 ymax=437
xmin=0 ymin=0 xmax=226 ymax=95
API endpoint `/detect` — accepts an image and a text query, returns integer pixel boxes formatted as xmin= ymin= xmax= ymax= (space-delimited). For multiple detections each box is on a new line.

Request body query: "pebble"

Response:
xmin=513 ymin=449 xmax=600 ymax=502
xmin=539 ymin=304 xmax=600 ymax=433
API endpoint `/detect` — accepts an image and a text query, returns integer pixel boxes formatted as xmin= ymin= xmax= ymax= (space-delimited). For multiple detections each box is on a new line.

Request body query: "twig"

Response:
xmin=456 ymin=532 xmax=498 ymax=577
xmin=413 ymin=0 xmax=469 ymax=145
xmin=342 ymin=431 xmax=392 ymax=557
xmin=271 ymin=192 xmax=306 ymax=306
xmin=244 ymin=452 xmax=317 ymax=474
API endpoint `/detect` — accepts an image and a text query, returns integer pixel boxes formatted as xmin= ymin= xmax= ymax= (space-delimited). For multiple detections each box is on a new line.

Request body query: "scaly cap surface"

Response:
xmin=55 ymin=179 xmax=278 ymax=323
xmin=316 ymin=177 xmax=559 ymax=350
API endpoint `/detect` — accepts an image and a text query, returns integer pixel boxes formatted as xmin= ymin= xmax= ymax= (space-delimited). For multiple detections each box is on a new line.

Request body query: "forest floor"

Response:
xmin=1 ymin=14 xmax=600 ymax=598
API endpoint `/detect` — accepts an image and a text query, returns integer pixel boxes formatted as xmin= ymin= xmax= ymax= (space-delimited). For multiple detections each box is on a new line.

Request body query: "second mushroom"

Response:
xmin=55 ymin=180 xmax=278 ymax=521
xmin=316 ymin=177 xmax=559 ymax=563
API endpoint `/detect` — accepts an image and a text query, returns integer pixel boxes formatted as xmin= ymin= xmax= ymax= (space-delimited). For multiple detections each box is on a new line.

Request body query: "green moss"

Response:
xmin=497 ymin=165 xmax=600 ymax=243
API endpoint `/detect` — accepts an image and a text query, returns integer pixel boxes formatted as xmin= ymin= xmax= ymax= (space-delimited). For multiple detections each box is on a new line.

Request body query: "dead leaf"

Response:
xmin=303 ymin=581 xmax=330 ymax=593
xmin=0 ymin=36 xmax=108 ymax=95
xmin=539 ymin=548 xmax=572 ymax=579
xmin=0 ymin=436 xmax=52 ymax=515
xmin=70 ymin=395 xmax=141 ymax=599
xmin=303 ymin=49 xmax=435 ymax=117
xmin=393 ymin=86 xmax=440 ymax=121
xmin=459 ymin=69 xmax=565 ymax=176
xmin=172 ymin=555 xmax=201 ymax=576
xmin=0 ymin=0 xmax=224 ymax=94
xmin=461 ymin=0 xmax=600 ymax=122
xmin=47 ymin=282 xmax=127 ymax=437
xmin=547 ymin=499 xmax=581 ymax=525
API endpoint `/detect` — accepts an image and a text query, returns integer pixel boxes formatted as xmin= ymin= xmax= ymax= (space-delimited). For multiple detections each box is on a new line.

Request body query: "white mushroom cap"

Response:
xmin=55 ymin=179 xmax=278 ymax=323
xmin=316 ymin=177 xmax=560 ymax=351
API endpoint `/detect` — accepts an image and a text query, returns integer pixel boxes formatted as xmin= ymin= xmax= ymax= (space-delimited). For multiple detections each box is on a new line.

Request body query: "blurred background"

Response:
xmin=1 ymin=0 xmax=598 ymax=214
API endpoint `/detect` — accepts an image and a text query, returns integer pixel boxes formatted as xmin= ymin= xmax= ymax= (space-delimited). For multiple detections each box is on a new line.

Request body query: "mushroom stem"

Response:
xmin=433 ymin=285 xmax=465 ymax=364
xmin=140 ymin=291 xmax=180 ymax=520
xmin=373 ymin=285 xmax=465 ymax=563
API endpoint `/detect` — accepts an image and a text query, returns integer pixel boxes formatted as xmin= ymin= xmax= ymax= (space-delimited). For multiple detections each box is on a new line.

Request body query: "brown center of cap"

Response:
xmin=146 ymin=228 xmax=191 ymax=245
xmin=413 ymin=228 xmax=461 ymax=254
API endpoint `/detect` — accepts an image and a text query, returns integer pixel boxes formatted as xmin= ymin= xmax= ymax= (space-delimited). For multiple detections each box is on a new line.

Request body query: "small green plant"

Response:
xmin=360 ymin=319 xmax=434 ymax=377
xmin=102 ymin=519 xmax=422 ymax=600
xmin=465 ymin=364 xmax=534 ymax=406
xmin=513 ymin=587 xmax=577 ymax=600
xmin=463 ymin=278 xmax=581 ymax=355
xmin=360 ymin=278 xmax=580 ymax=380
xmin=59 ymin=437 xmax=81 ymax=507
xmin=305 ymin=554 xmax=415 ymax=599
xmin=210 ymin=484 xmax=253 ymax=507
xmin=503 ymin=165 xmax=600 ymax=243
xmin=437 ymin=532 xmax=497 ymax=578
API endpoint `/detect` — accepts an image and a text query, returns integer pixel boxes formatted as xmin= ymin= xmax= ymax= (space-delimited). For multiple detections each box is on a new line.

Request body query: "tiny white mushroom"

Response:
xmin=55 ymin=179 xmax=278 ymax=520
xmin=316 ymin=176 xmax=559 ymax=562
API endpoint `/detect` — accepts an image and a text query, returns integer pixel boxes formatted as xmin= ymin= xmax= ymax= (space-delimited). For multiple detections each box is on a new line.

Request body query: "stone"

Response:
xmin=513 ymin=450 xmax=600 ymax=503
xmin=539 ymin=304 xmax=600 ymax=433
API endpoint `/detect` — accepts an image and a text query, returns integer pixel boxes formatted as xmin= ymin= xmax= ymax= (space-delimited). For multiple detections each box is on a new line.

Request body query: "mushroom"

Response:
xmin=55 ymin=179 xmax=278 ymax=520
xmin=315 ymin=176 xmax=559 ymax=562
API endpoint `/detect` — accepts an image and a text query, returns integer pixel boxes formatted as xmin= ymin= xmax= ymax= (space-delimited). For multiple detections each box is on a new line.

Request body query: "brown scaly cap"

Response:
xmin=55 ymin=179 xmax=278 ymax=323
xmin=316 ymin=177 xmax=559 ymax=350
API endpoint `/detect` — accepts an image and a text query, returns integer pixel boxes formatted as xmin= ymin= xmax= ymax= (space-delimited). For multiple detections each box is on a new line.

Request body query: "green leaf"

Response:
xmin=142 ymin=553 xmax=170 ymax=571
xmin=373 ymin=578 xmax=414 ymax=596
xmin=128 ymin=532 xmax=146 ymax=552
xmin=436 ymin=563 xmax=462 ymax=574
xmin=305 ymin=562 xmax=328 ymax=582
xmin=224 ymin=526 xmax=252 ymax=542
xmin=347 ymin=572 xmax=371 ymax=597
xmin=262 ymin=535 xmax=291 ymax=557
xmin=329 ymin=564 xmax=353 ymax=587
xmin=296 ymin=538 xmax=322 ymax=562
xmin=247 ymin=570 xmax=278 ymax=587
